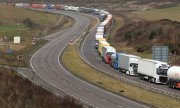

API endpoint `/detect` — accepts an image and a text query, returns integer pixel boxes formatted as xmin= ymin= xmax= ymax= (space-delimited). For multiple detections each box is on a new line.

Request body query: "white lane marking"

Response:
xmin=89 ymin=93 xmax=94 ymax=96
xmin=58 ymin=17 xmax=149 ymax=108
xmin=30 ymin=11 xmax=96 ymax=108
xmin=79 ymin=88 xmax=82 ymax=91
xmin=117 ymin=105 xmax=123 ymax=108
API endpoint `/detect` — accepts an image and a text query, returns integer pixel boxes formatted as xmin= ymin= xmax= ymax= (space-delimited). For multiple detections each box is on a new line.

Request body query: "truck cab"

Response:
xmin=155 ymin=62 xmax=169 ymax=83
xmin=102 ymin=46 xmax=116 ymax=64
xmin=111 ymin=53 xmax=120 ymax=70
xmin=128 ymin=58 xmax=139 ymax=75
xmin=138 ymin=59 xmax=169 ymax=84
xmin=95 ymin=38 xmax=106 ymax=49
xmin=111 ymin=53 xmax=140 ymax=75
xmin=99 ymin=14 xmax=107 ymax=22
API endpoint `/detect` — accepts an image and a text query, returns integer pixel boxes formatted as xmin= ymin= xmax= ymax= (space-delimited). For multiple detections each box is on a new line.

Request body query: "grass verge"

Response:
xmin=0 ymin=67 xmax=83 ymax=108
xmin=62 ymin=15 xmax=180 ymax=107
xmin=131 ymin=5 xmax=180 ymax=22
xmin=109 ymin=5 xmax=180 ymax=61
xmin=62 ymin=39 xmax=180 ymax=108
xmin=0 ymin=5 xmax=74 ymax=67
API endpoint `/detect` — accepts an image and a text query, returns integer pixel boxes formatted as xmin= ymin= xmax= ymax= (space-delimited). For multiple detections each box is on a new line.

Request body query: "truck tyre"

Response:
xmin=172 ymin=85 xmax=175 ymax=89
xmin=172 ymin=83 xmax=176 ymax=89
xmin=148 ymin=78 xmax=151 ymax=83
xmin=111 ymin=63 xmax=113 ymax=67
xmin=139 ymin=75 xmax=141 ymax=80
xmin=140 ymin=75 xmax=143 ymax=80
xmin=168 ymin=83 xmax=171 ymax=88
xmin=153 ymin=78 xmax=156 ymax=83
xmin=126 ymin=71 xmax=130 ymax=75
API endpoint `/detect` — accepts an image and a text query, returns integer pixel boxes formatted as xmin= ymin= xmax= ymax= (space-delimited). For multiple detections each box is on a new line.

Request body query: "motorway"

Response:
xmin=30 ymin=10 xmax=149 ymax=108
xmin=80 ymin=18 xmax=180 ymax=97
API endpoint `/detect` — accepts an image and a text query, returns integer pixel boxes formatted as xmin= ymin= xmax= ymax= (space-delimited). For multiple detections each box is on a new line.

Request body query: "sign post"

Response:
xmin=152 ymin=46 xmax=169 ymax=63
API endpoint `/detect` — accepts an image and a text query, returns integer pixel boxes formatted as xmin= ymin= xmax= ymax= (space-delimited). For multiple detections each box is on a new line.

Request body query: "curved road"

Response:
xmin=30 ymin=10 xmax=149 ymax=108
xmin=81 ymin=18 xmax=180 ymax=97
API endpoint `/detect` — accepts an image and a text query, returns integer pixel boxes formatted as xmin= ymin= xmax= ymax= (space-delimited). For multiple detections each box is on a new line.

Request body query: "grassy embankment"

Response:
xmin=0 ymin=5 xmax=74 ymax=67
xmin=62 ymin=35 xmax=180 ymax=108
xmin=132 ymin=5 xmax=180 ymax=22
xmin=0 ymin=5 xmax=80 ymax=108
xmin=62 ymin=15 xmax=180 ymax=108
xmin=0 ymin=67 xmax=83 ymax=108
xmin=109 ymin=5 xmax=180 ymax=61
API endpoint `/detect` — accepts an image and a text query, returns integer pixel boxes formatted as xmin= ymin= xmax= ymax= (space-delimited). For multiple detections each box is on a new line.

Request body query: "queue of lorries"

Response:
xmin=94 ymin=8 xmax=180 ymax=89
xmin=9 ymin=2 xmax=180 ymax=89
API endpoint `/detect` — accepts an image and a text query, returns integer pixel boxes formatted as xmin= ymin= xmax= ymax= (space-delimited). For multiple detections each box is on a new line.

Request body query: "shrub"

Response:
xmin=136 ymin=45 xmax=148 ymax=52
xmin=22 ymin=18 xmax=34 ymax=28
xmin=148 ymin=30 xmax=157 ymax=40
xmin=125 ymin=31 xmax=133 ymax=41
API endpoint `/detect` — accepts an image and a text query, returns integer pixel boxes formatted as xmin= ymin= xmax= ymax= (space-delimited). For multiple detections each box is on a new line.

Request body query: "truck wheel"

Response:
xmin=139 ymin=75 xmax=143 ymax=80
xmin=172 ymin=85 xmax=175 ymax=89
xmin=168 ymin=83 xmax=171 ymax=88
xmin=111 ymin=63 xmax=113 ymax=67
xmin=126 ymin=71 xmax=130 ymax=75
xmin=153 ymin=78 xmax=156 ymax=83
xmin=172 ymin=84 xmax=176 ymax=89
xmin=148 ymin=78 xmax=151 ymax=83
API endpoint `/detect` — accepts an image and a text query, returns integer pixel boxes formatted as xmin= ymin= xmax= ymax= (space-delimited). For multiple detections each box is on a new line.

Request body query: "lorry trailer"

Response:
xmin=119 ymin=54 xmax=140 ymax=75
xmin=98 ymin=41 xmax=110 ymax=55
xmin=111 ymin=53 xmax=140 ymax=75
xmin=167 ymin=66 xmax=180 ymax=89
xmin=138 ymin=59 xmax=169 ymax=84
xmin=95 ymin=37 xmax=105 ymax=48
xmin=101 ymin=46 xmax=116 ymax=64
xmin=65 ymin=6 xmax=79 ymax=12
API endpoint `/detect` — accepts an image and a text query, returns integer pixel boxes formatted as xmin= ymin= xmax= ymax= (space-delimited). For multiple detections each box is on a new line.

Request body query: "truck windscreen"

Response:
xmin=107 ymin=52 xmax=114 ymax=56
xmin=157 ymin=69 xmax=168 ymax=76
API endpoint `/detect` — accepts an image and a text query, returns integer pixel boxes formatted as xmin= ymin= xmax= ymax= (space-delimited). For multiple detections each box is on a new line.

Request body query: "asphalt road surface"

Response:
xmin=30 ymin=10 xmax=149 ymax=108
xmin=80 ymin=17 xmax=180 ymax=98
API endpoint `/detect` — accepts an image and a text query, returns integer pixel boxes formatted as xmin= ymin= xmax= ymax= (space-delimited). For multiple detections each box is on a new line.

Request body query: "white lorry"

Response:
xmin=101 ymin=46 xmax=116 ymax=64
xmin=138 ymin=59 xmax=169 ymax=84
xmin=97 ymin=26 xmax=104 ymax=33
xmin=65 ymin=6 xmax=79 ymax=12
xmin=118 ymin=54 xmax=140 ymax=75
xmin=98 ymin=41 xmax=110 ymax=55
xmin=167 ymin=66 xmax=180 ymax=89
xmin=95 ymin=33 xmax=105 ymax=48
xmin=95 ymin=34 xmax=104 ymax=40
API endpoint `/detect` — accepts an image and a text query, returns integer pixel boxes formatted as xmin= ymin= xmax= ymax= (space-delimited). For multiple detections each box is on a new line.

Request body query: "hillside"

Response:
xmin=1 ymin=0 xmax=180 ymax=12
xmin=0 ymin=67 xmax=83 ymax=108
xmin=114 ymin=19 xmax=180 ymax=53
xmin=0 ymin=5 xmax=73 ymax=67
xmin=110 ymin=5 xmax=180 ymax=65
xmin=0 ymin=4 xmax=80 ymax=108
xmin=131 ymin=5 xmax=180 ymax=22
xmin=0 ymin=5 xmax=58 ymax=26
